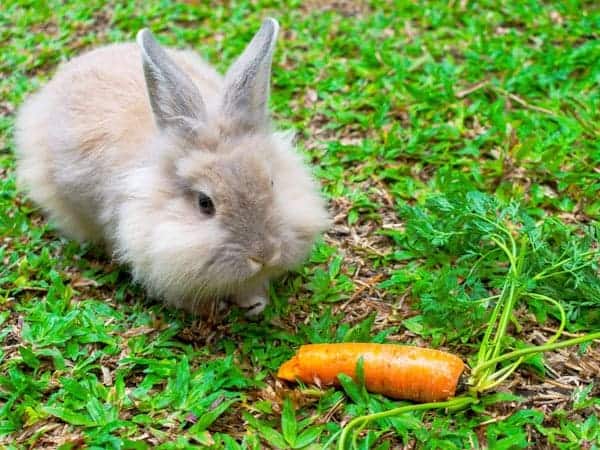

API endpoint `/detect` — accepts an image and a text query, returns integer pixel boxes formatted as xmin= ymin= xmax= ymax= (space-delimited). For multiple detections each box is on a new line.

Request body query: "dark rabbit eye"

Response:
xmin=197 ymin=192 xmax=215 ymax=215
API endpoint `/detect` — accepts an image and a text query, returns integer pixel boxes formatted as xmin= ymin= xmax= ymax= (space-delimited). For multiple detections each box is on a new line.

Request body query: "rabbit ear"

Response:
xmin=137 ymin=29 xmax=207 ymax=138
xmin=221 ymin=18 xmax=279 ymax=134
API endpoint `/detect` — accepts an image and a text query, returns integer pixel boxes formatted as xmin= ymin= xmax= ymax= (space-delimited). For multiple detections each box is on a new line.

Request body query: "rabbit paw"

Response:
xmin=233 ymin=290 xmax=268 ymax=317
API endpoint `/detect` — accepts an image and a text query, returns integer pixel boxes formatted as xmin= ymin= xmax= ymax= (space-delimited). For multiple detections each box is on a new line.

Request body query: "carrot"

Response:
xmin=277 ymin=343 xmax=465 ymax=403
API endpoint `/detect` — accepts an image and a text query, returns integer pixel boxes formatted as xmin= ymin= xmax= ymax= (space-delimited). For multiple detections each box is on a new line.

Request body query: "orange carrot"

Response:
xmin=277 ymin=343 xmax=465 ymax=402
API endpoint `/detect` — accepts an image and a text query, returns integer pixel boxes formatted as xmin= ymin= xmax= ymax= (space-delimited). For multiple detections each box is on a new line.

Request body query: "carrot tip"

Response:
xmin=277 ymin=356 xmax=300 ymax=381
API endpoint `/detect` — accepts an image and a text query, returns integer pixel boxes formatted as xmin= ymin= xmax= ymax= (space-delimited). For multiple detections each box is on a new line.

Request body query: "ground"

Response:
xmin=1 ymin=1 xmax=599 ymax=449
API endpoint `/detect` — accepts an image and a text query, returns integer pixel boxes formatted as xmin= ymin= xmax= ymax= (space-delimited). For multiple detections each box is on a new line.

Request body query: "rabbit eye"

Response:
xmin=197 ymin=192 xmax=215 ymax=215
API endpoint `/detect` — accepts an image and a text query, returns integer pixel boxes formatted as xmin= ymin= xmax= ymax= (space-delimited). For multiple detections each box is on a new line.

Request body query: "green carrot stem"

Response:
xmin=478 ymin=358 xmax=523 ymax=391
xmin=523 ymin=293 xmax=566 ymax=345
xmin=491 ymin=236 xmax=517 ymax=273
xmin=477 ymin=280 xmax=509 ymax=364
xmin=466 ymin=248 xmax=502 ymax=280
xmin=532 ymin=250 xmax=596 ymax=281
xmin=490 ymin=280 xmax=518 ymax=360
xmin=473 ymin=332 xmax=600 ymax=374
xmin=515 ymin=236 xmax=527 ymax=275
xmin=534 ymin=265 xmax=596 ymax=281
xmin=337 ymin=396 xmax=477 ymax=450
xmin=490 ymin=236 xmax=527 ymax=361
xmin=486 ymin=358 xmax=521 ymax=381
xmin=471 ymin=294 xmax=502 ymax=304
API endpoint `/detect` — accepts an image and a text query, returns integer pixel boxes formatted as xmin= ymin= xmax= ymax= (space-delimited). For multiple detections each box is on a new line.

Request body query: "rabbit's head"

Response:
xmin=116 ymin=19 xmax=329 ymax=311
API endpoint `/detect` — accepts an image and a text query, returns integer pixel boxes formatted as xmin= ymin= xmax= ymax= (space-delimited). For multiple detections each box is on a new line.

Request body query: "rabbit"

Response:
xmin=14 ymin=18 xmax=329 ymax=317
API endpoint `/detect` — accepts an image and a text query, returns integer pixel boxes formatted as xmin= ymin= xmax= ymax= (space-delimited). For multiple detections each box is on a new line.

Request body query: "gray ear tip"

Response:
xmin=263 ymin=17 xmax=279 ymax=28
xmin=136 ymin=28 xmax=154 ymax=51
xmin=262 ymin=17 xmax=279 ymax=39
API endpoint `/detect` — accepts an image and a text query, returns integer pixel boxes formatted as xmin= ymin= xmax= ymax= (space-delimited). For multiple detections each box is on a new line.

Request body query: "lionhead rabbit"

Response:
xmin=15 ymin=18 xmax=329 ymax=316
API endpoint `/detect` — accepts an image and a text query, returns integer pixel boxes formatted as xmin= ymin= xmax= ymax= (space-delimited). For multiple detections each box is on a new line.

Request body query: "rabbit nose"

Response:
xmin=247 ymin=239 xmax=280 ymax=270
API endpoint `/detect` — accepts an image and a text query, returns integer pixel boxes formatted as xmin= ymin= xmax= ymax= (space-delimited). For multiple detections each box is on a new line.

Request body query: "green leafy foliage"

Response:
xmin=390 ymin=190 xmax=600 ymax=342
xmin=244 ymin=397 xmax=323 ymax=449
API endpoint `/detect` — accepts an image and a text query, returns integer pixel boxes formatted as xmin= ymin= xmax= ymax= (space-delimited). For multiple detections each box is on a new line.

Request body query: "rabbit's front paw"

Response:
xmin=233 ymin=286 xmax=269 ymax=317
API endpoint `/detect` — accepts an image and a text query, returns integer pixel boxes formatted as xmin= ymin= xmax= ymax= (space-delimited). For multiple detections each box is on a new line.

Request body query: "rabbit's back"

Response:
xmin=15 ymin=42 xmax=223 ymax=242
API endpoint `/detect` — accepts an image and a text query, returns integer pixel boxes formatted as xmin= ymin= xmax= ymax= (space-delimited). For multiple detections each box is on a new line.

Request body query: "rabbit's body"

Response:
xmin=16 ymin=20 xmax=329 ymax=315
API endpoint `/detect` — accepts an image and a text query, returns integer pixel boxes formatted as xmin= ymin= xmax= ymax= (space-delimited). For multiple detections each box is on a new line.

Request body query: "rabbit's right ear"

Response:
xmin=137 ymin=29 xmax=207 ymax=139
xmin=221 ymin=18 xmax=279 ymax=134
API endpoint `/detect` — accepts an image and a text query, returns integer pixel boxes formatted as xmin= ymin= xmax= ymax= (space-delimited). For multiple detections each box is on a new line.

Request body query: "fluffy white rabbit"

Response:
xmin=15 ymin=18 xmax=329 ymax=316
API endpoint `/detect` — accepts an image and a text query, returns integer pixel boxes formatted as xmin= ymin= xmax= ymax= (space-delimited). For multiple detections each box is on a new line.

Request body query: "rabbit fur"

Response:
xmin=15 ymin=18 xmax=329 ymax=316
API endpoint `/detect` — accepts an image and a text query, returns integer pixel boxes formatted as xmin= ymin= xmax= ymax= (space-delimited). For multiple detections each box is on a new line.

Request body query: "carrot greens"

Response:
xmin=339 ymin=192 xmax=599 ymax=449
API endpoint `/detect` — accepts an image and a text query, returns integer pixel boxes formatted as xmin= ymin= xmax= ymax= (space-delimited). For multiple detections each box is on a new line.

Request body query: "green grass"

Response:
xmin=1 ymin=0 xmax=599 ymax=448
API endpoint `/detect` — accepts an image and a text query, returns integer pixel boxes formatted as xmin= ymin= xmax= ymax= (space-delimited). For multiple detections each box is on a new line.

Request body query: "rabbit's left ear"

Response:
xmin=221 ymin=18 xmax=279 ymax=134
xmin=137 ymin=29 xmax=207 ymax=139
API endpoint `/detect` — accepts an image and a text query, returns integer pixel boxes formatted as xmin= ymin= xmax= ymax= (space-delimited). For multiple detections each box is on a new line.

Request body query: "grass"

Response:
xmin=1 ymin=0 xmax=599 ymax=448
